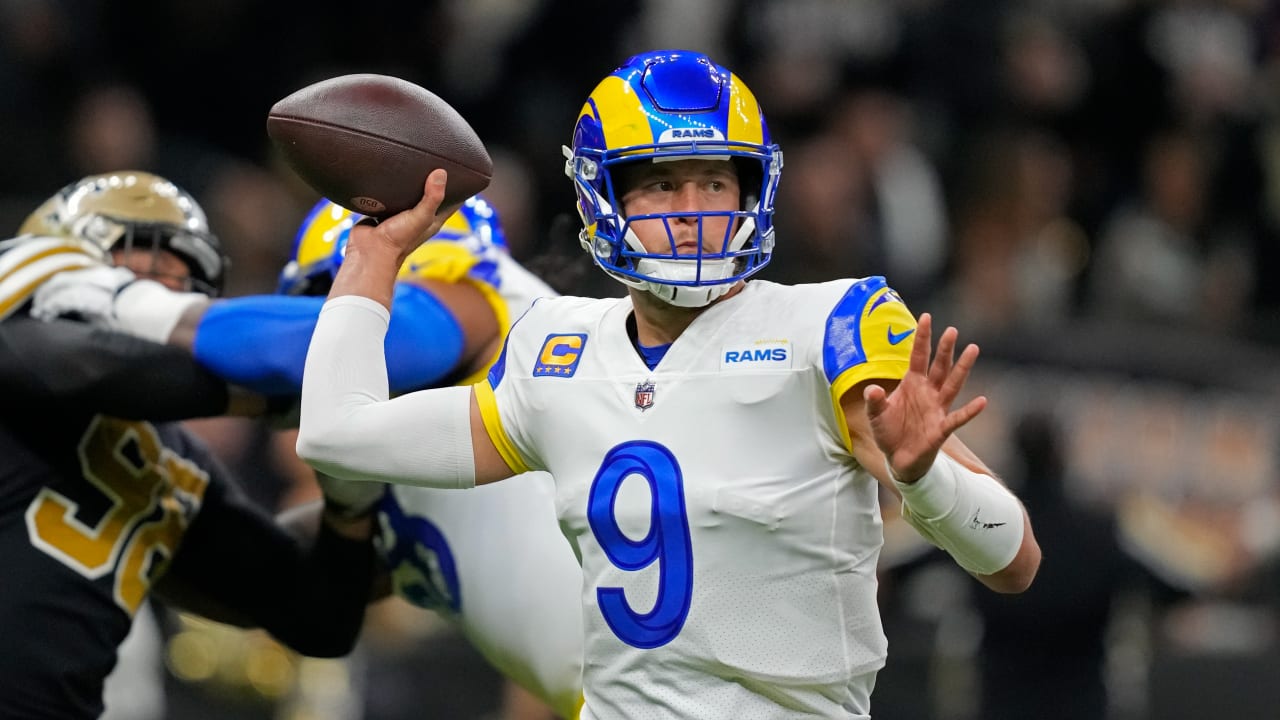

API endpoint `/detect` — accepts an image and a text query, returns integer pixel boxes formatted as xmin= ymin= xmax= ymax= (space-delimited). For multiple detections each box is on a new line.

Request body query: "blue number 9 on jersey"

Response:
xmin=587 ymin=441 xmax=694 ymax=649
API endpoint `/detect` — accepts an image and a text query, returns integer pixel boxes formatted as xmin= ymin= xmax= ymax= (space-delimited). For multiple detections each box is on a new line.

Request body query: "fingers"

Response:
xmin=914 ymin=312 xmax=977 ymax=409
xmin=928 ymin=325 xmax=958 ymax=386
xmin=373 ymin=169 xmax=451 ymax=250
xmin=863 ymin=383 xmax=889 ymax=419
xmin=938 ymin=342 xmax=980 ymax=407
xmin=908 ymin=312 xmax=932 ymax=376
xmin=943 ymin=394 xmax=988 ymax=435
xmin=416 ymin=169 xmax=449 ymax=220
xmin=416 ymin=168 xmax=452 ymax=226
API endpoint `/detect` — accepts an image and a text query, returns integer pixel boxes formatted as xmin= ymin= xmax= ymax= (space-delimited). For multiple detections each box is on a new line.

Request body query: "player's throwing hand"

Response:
xmin=351 ymin=169 xmax=457 ymax=266
xmin=330 ymin=170 xmax=462 ymax=308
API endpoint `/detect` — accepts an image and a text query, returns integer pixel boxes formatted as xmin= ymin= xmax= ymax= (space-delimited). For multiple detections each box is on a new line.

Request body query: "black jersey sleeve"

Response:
xmin=0 ymin=314 xmax=230 ymax=420
xmin=154 ymin=435 xmax=375 ymax=657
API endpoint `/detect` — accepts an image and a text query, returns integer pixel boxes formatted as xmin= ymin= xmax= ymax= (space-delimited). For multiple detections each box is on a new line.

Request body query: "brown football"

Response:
xmin=267 ymin=73 xmax=491 ymax=218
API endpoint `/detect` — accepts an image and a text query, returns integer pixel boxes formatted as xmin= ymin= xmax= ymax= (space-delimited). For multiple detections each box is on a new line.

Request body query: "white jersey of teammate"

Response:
xmin=377 ymin=480 xmax=584 ymax=717
xmin=475 ymin=276 xmax=917 ymax=719
xmin=376 ymin=238 xmax=586 ymax=719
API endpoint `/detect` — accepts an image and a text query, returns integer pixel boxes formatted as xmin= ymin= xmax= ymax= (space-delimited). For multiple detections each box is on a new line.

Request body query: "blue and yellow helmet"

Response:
xmin=565 ymin=49 xmax=782 ymax=307
xmin=277 ymin=194 xmax=506 ymax=296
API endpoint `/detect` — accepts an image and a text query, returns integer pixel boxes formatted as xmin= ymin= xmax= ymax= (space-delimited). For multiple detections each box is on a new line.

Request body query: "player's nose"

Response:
xmin=675 ymin=180 xmax=706 ymax=208
xmin=671 ymin=182 xmax=702 ymax=215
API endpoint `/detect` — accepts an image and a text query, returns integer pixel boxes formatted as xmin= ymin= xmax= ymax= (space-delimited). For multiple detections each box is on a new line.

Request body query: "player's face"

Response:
xmin=110 ymin=247 xmax=193 ymax=292
xmin=618 ymin=159 xmax=741 ymax=257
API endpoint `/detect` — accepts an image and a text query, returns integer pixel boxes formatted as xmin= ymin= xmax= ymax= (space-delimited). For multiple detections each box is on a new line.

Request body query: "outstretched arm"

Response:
xmin=0 ymin=313 xmax=265 ymax=420
xmin=185 ymin=280 xmax=488 ymax=396
xmin=843 ymin=313 xmax=1040 ymax=594
xmin=296 ymin=172 xmax=515 ymax=488
xmin=30 ymin=245 xmax=497 ymax=398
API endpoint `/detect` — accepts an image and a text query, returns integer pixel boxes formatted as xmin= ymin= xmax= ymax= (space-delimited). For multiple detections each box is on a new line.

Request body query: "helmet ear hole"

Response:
xmin=731 ymin=157 xmax=762 ymax=210
xmin=609 ymin=160 xmax=651 ymax=203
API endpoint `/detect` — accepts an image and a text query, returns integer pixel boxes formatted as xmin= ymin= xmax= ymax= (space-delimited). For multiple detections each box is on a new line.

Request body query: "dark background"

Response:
xmin=3 ymin=1 xmax=1279 ymax=718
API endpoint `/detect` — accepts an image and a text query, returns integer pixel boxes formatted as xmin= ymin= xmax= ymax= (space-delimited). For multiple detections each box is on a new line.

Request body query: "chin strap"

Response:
xmin=638 ymin=270 xmax=736 ymax=307
xmin=649 ymin=284 xmax=729 ymax=308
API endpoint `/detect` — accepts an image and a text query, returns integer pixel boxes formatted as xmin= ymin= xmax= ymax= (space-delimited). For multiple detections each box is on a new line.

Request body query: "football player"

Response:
xmin=295 ymin=49 xmax=1042 ymax=720
xmin=0 ymin=171 xmax=376 ymax=720
xmin=32 ymin=195 xmax=586 ymax=719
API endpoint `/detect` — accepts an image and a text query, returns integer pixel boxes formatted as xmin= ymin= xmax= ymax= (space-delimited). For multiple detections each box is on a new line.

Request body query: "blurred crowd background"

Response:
xmin=3 ymin=0 xmax=1280 ymax=718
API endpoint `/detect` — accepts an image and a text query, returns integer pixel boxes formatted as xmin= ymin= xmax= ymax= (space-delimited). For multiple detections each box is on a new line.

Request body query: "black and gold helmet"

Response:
xmin=18 ymin=171 xmax=228 ymax=296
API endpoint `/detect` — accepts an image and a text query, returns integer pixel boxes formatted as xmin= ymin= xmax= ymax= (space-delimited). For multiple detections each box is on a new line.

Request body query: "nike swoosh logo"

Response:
xmin=887 ymin=326 xmax=915 ymax=345
xmin=968 ymin=508 xmax=1007 ymax=530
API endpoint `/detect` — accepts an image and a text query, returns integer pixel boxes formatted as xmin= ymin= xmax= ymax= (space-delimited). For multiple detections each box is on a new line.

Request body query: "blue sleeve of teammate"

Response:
xmin=383 ymin=283 xmax=467 ymax=392
xmin=191 ymin=283 xmax=466 ymax=396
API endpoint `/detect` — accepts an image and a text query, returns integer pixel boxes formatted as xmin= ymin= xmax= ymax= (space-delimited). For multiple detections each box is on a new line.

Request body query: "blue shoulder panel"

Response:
xmin=821 ymin=276 xmax=888 ymax=385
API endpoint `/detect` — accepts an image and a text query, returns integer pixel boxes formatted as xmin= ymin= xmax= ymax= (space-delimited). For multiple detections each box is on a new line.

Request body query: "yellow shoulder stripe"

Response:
xmin=473 ymin=380 xmax=531 ymax=475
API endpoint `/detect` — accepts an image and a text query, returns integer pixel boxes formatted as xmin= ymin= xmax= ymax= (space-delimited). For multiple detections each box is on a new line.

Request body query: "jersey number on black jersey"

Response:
xmin=24 ymin=417 xmax=210 ymax=616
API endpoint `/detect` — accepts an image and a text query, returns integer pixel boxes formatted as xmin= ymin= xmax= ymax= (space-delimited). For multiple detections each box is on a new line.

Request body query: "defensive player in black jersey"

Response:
xmin=0 ymin=171 xmax=376 ymax=719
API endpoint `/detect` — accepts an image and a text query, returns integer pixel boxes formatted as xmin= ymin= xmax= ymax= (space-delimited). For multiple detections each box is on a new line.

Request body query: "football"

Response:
xmin=267 ymin=73 xmax=491 ymax=218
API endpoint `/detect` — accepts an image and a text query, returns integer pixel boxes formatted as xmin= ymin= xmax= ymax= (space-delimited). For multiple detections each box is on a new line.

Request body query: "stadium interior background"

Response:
xmin=2 ymin=1 xmax=1279 ymax=718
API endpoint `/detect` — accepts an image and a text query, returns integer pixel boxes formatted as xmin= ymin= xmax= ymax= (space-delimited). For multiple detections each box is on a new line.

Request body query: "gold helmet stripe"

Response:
xmin=587 ymin=75 xmax=657 ymax=156
xmin=726 ymin=73 xmax=765 ymax=146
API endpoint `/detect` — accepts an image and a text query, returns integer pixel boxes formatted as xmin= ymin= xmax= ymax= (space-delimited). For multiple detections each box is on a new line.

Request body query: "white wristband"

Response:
xmin=113 ymin=279 xmax=207 ymax=344
xmin=892 ymin=453 xmax=1025 ymax=576
xmin=890 ymin=458 xmax=960 ymax=519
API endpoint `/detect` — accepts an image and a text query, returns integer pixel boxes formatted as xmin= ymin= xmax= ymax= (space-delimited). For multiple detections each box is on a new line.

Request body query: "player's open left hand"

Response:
xmin=863 ymin=313 xmax=987 ymax=484
xmin=349 ymin=169 xmax=462 ymax=265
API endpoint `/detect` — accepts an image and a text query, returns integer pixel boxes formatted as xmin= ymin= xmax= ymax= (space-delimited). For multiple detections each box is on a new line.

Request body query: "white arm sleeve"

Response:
xmin=296 ymin=294 xmax=476 ymax=489
xmin=893 ymin=452 xmax=1025 ymax=576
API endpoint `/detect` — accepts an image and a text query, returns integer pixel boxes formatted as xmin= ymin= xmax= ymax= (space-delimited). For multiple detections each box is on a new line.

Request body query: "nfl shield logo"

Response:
xmin=634 ymin=380 xmax=655 ymax=411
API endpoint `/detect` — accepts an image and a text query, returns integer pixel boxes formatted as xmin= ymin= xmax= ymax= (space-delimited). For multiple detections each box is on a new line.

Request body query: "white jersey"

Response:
xmin=475 ymin=277 xmax=917 ymax=719
xmin=377 ymin=478 xmax=584 ymax=718
xmin=380 ymin=240 xmax=585 ymax=718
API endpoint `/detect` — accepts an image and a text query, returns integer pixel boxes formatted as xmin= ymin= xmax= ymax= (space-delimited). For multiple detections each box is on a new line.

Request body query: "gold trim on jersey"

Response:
xmin=474 ymin=380 xmax=531 ymax=475
xmin=0 ymin=238 xmax=102 ymax=319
